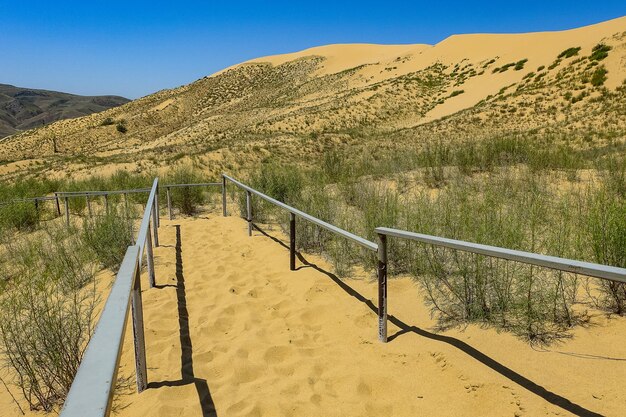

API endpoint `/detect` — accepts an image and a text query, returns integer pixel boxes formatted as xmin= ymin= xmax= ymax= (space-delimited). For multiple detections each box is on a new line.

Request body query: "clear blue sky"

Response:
xmin=1 ymin=1 xmax=624 ymax=99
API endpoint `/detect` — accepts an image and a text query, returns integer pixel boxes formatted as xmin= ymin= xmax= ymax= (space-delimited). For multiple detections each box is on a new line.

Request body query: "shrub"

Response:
xmin=0 ymin=202 xmax=39 ymax=232
xmin=116 ymin=122 xmax=127 ymax=133
xmin=82 ymin=209 xmax=134 ymax=271
xmin=166 ymin=166 xmax=207 ymax=215
xmin=449 ymin=90 xmax=464 ymax=98
xmin=586 ymin=188 xmax=626 ymax=314
xmin=514 ymin=59 xmax=528 ymax=71
xmin=100 ymin=117 xmax=115 ymax=126
xmin=590 ymin=43 xmax=611 ymax=61
xmin=558 ymin=47 xmax=581 ymax=59
xmin=590 ymin=67 xmax=608 ymax=86
xmin=0 ymin=226 xmax=97 ymax=411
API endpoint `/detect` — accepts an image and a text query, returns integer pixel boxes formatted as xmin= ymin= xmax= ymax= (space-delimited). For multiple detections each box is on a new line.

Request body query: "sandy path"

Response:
xmin=106 ymin=214 xmax=626 ymax=417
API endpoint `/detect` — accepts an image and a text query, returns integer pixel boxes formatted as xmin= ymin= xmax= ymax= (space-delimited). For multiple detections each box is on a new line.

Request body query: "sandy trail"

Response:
xmin=2 ymin=213 xmax=624 ymax=416
xmin=103 ymin=214 xmax=626 ymax=417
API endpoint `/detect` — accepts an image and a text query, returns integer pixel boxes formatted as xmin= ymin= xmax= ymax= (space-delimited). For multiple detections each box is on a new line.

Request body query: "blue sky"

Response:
xmin=1 ymin=1 xmax=624 ymax=99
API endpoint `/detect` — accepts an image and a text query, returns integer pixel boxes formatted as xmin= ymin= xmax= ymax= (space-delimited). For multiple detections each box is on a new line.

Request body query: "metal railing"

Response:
xmin=222 ymin=174 xmax=377 ymax=270
xmin=59 ymin=178 xmax=160 ymax=417
xmin=374 ymin=227 xmax=626 ymax=342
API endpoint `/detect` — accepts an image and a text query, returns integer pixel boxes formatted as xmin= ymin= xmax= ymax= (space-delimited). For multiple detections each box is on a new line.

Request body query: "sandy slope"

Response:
xmin=104 ymin=214 xmax=626 ymax=417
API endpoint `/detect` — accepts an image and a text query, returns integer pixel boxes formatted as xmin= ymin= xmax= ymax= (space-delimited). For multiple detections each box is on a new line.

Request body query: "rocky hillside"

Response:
xmin=0 ymin=16 xmax=624 ymax=179
xmin=0 ymin=84 xmax=128 ymax=138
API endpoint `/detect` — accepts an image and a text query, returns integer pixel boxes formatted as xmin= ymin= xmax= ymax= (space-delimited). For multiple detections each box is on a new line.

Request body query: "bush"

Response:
xmin=0 ymin=202 xmax=39 ymax=232
xmin=590 ymin=43 xmax=611 ymax=61
xmin=100 ymin=117 xmax=115 ymax=126
xmin=558 ymin=47 xmax=581 ymax=59
xmin=590 ymin=67 xmax=608 ymax=86
xmin=0 ymin=225 xmax=97 ymax=411
xmin=82 ymin=209 xmax=134 ymax=271
xmin=116 ymin=122 xmax=127 ymax=133
xmin=514 ymin=59 xmax=528 ymax=71
xmin=167 ymin=166 xmax=206 ymax=215
xmin=586 ymin=188 xmax=626 ymax=314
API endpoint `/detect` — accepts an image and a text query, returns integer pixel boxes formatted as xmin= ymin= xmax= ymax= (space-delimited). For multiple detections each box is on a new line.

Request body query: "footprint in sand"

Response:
xmin=263 ymin=345 xmax=292 ymax=364
xmin=357 ymin=380 xmax=372 ymax=396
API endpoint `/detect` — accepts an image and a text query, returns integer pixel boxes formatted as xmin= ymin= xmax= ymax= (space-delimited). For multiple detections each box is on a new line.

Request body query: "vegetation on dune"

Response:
xmin=558 ymin=47 xmax=581 ymax=59
xmin=0 ymin=186 xmax=142 ymax=411
xmin=235 ymin=141 xmax=626 ymax=342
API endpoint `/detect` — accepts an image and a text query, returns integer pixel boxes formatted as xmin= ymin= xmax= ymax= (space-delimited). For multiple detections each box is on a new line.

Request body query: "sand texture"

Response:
xmin=101 ymin=215 xmax=626 ymax=417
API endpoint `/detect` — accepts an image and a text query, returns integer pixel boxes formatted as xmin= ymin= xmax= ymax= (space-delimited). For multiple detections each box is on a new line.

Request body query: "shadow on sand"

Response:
xmin=148 ymin=225 xmax=218 ymax=417
xmin=253 ymin=223 xmax=603 ymax=417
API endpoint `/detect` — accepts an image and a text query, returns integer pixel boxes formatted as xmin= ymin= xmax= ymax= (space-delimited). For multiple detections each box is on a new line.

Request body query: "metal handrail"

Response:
xmin=165 ymin=182 xmax=221 ymax=188
xmin=375 ymin=227 xmax=626 ymax=283
xmin=59 ymin=246 xmax=140 ymax=417
xmin=59 ymin=178 xmax=159 ymax=417
xmin=373 ymin=226 xmax=626 ymax=342
xmin=56 ymin=188 xmax=152 ymax=197
xmin=222 ymin=174 xmax=378 ymax=252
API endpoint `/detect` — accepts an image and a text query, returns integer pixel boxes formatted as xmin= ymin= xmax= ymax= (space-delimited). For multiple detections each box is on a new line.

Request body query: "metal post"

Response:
xmin=155 ymin=188 xmax=160 ymax=228
xmin=131 ymin=261 xmax=148 ymax=392
xmin=146 ymin=223 xmax=156 ymax=288
xmin=34 ymin=199 xmax=39 ymax=214
xmin=377 ymin=233 xmax=388 ymax=343
xmin=54 ymin=192 xmax=61 ymax=216
xmin=64 ymin=197 xmax=70 ymax=226
xmin=104 ymin=194 xmax=109 ymax=214
xmin=222 ymin=175 xmax=227 ymax=216
xmin=86 ymin=195 xmax=92 ymax=217
xmin=152 ymin=200 xmax=159 ymax=247
xmin=290 ymin=212 xmax=296 ymax=271
xmin=246 ymin=190 xmax=252 ymax=236
xmin=123 ymin=193 xmax=129 ymax=216
xmin=166 ymin=187 xmax=172 ymax=220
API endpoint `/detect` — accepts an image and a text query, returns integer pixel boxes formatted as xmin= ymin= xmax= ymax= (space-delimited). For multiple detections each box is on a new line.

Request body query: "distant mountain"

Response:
xmin=0 ymin=84 xmax=129 ymax=138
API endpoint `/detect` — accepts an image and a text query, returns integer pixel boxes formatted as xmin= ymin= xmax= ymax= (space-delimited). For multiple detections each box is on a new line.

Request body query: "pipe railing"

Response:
xmin=374 ymin=227 xmax=626 ymax=342
xmin=59 ymin=178 xmax=160 ymax=417
xmin=222 ymin=174 xmax=378 ymax=271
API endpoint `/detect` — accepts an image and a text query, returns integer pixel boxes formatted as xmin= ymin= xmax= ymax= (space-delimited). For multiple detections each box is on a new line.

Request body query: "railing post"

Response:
xmin=104 ymin=194 xmax=109 ymax=214
xmin=64 ymin=196 xmax=70 ymax=226
xmin=151 ymin=200 xmax=159 ymax=247
xmin=246 ymin=190 xmax=252 ymax=236
xmin=123 ymin=192 xmax=129 ymax=216
xmin=166 ymin=187 xmax=172 ymax=220
xmin=155 ymin=187 xmax=160 ymax=228
xmin=54 ymin=192 xmax=61 ymax=216
xmin=146 ymin=223 xmax=156 ymax=288
xmin=34 ymin=199 xmax=39 ymax=214
xmin=222 ymin=175 xmax=227 ymax=216
xmin=131 ymin=260 xmax=148 ymax=392
xmin=86 ymin=195 xmax=92 ymax=217
xmin=377 ymin=233 xmax=388 ymax=343
xmin=290 ymin=212 xmax=296 ymax=271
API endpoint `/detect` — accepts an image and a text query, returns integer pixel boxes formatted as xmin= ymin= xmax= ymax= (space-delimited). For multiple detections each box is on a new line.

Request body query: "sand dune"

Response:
xmin=104 ymin=214 xmax=626 ymax=417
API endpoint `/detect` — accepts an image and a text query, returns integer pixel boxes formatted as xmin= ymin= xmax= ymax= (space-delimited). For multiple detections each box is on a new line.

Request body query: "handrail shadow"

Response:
xmin=253 ymin=224 xmax=603 ymax=417
xmin=149 ymin=225 xmax=218 ymax=417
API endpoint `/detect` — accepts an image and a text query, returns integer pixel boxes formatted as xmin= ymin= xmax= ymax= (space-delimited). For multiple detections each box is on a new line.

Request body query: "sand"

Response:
xmin=98 ymin=214 xmax=626 ymax=417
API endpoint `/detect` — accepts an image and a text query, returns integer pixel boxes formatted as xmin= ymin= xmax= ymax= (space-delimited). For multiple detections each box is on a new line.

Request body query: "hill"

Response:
xmin=0 ymin=83 xmax=129 ymax=139
xmin=0 ymin=16 xmax=625 ymax=178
